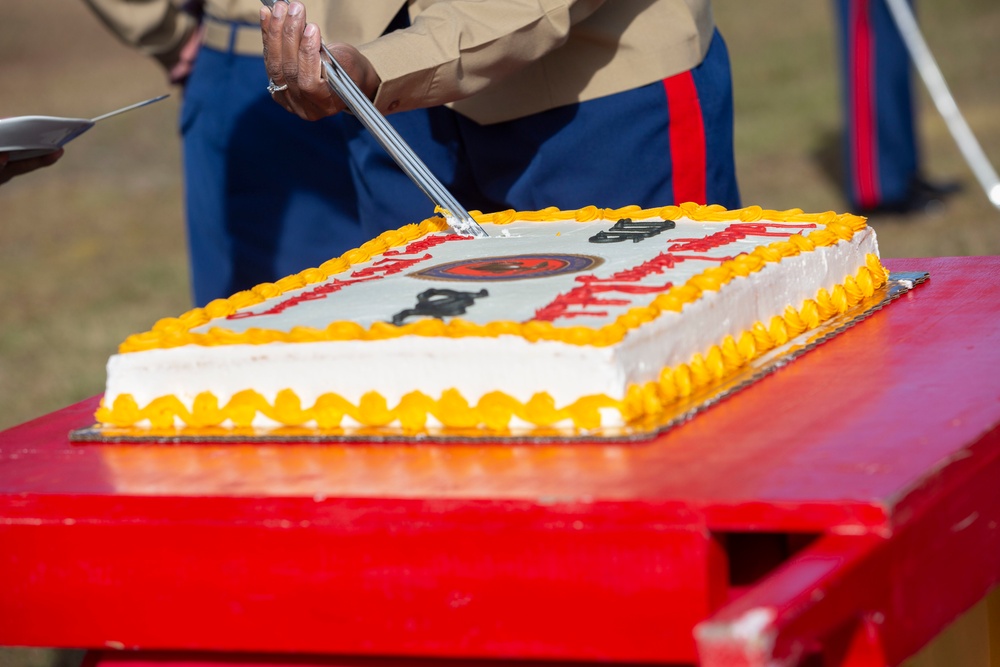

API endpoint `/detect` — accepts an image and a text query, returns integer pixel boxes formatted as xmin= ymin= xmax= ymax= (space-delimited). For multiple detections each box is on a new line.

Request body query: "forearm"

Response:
xmin=358 ymin=0 xmax=605 ymax=114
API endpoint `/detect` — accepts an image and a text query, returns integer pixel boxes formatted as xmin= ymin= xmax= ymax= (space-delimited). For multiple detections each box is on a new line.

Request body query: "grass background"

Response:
xmin=0 ymin=0 xmax=998 ymax=661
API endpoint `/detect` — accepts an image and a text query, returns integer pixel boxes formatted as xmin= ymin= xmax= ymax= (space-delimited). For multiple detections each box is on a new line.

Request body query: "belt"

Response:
xmin=201 ymin=17 xmax=264 ymax=56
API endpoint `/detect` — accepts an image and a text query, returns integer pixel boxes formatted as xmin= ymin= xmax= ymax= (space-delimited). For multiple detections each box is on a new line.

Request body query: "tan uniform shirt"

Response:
xmin=83 ymin=0 xmax=201 ymax=70
xmin=85 ymin=0 xmax=714 ymax=124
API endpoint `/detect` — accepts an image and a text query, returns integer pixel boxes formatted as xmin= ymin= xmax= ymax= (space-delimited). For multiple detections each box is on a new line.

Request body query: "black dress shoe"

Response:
xmin=911 ymin=176 xmax=963 ymax=199
xmin=856 ymin=176 xmax=963 ymax=217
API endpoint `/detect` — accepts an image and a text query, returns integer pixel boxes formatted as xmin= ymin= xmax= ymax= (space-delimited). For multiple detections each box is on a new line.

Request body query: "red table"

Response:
xmin=2 ymin=257 xmax=998 ymax=667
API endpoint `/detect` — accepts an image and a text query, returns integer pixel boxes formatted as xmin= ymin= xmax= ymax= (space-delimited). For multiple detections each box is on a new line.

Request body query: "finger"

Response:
xmin=279 ymin=2 xmax=306 ymax=90
xmin=261 ymin=2 xmax=287 ymax=87
xmin=40 ymin=148 xmax=65 ymax=166
xmin=297 ymin=23 xmax=323 ymax=93
xmin=275 ymin=2 xmax=323 ymax=118
xmin=259 ymin=6 xmax=272 ymax=64
xmin=297 ymin=23 xmax=342 ymax=119
xmin=0 ymin=149 xmax=62 ymax=184
xmin=14 ymin=150 xmax=63 ymax=174
xmin=262 ymin=3 xmax=299 ymax=114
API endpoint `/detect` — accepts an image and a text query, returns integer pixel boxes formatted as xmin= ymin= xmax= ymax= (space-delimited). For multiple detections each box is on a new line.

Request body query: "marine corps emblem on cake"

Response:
xmin=412 ymin=253 xmax=603 ymax=282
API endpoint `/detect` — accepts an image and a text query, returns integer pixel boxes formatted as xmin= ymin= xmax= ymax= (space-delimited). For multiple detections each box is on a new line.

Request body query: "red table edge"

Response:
xmin=2 ymin=257 xmax=1000 ymax=666
xmin=694 ymin=424 xmax=1000 ymax=666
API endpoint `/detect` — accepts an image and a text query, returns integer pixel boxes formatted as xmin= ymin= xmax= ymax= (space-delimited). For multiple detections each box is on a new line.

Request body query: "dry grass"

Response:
xmin=0 ymin=2 xmax=998 ymax=663
xmin=1 ymin=1 xmax=189 ymax=431
xmin=716 ymin=0 xmax=1000 ymax=257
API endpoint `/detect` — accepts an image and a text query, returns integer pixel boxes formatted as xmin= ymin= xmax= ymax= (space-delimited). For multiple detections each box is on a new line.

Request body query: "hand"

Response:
xmin=260 ymin=1 xmax=381 ymax=121
xmin=0 ymin=149 xmax=64 ymax=186
xmin=168 ymin=25 xmax=204 ymax=86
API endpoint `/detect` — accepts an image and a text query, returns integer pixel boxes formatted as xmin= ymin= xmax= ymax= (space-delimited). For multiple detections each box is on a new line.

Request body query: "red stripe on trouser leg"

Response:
xmin=850 ymin=0 xmax=880 ymax=207
xmin=663 ymin=72 xmax=707 ymax=205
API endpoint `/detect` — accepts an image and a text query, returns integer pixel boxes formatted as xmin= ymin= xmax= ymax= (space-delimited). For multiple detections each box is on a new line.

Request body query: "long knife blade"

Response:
xmin=90 ymin=94 xmax=170 ymax=123
xmin=260 ymin=0 xmax=488 ymax=238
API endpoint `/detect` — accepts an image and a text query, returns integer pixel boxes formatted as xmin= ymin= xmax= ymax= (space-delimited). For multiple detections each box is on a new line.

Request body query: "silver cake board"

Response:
xmin=70 ymin=271 xmax=929 ymax=446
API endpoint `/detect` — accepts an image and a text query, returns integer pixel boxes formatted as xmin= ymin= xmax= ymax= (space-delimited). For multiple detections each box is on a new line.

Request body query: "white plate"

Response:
xmin=0 ymin=95 xmax=170 ymax=162
xmin=0 ymin=116 xmax=95 ymax=161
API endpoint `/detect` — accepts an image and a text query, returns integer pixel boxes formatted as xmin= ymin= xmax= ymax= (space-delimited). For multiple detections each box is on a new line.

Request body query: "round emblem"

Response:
xmin=413 ymin=253 xmax=603 ymax=282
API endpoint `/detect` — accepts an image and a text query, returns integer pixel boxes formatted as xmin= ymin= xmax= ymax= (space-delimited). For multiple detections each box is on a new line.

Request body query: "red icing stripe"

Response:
xmin=663 ymin=72 xmax=707 ymax=205
xmin=849 ymin=0 xmax=880 ymax=207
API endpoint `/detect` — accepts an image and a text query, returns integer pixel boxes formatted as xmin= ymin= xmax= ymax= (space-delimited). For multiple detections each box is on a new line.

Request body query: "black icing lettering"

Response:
xmin=589 ymin=218 xmax=676 ymax=244
xmin=391 ymin=289 xmax=489 ymax=326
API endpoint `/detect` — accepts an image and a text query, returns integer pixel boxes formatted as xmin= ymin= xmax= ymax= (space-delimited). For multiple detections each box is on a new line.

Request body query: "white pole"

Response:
xmin=883 ymin=0 xmax=1000 ymax=209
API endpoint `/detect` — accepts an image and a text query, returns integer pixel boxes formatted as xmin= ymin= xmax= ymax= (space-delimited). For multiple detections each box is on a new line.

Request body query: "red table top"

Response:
xmin=2 ymin=256 xmax=999 ymax=664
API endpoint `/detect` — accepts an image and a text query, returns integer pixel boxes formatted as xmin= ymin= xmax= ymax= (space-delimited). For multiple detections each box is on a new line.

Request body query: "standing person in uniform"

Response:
xmin=84 ymin=0 xmax=360 ymax=306
xmin=833 ymin=0 xmax=959 ymax=215
xmin=260 ymin=0 xmax=741 ymax=230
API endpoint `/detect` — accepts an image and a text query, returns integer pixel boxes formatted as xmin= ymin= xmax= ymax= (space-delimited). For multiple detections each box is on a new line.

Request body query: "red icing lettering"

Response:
xmin=227 ymin=276 xmax=379 ymax=319
xmin=668 ymin=222 xmax=816 ymax=253
xmin=351 ymin=254 xmax=431 ymax=278
xmin=533 ymin=251 xmax=734 ymax=322
xmin=227 ymin=234 xmax=469 ymax=320
xmin=382 ymin=234 xmax=470 ymax=256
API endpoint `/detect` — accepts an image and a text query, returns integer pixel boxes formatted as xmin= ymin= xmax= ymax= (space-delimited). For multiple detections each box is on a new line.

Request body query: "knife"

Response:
xmin=260 ymin=0 xmax=488 ymax=238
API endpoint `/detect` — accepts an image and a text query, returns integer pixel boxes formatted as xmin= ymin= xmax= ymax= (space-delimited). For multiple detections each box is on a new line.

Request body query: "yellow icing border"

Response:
xmin=96 ymin=254 xmax=889 ymax=431
xmin=117 ymin=203 xmax=878 ymax=353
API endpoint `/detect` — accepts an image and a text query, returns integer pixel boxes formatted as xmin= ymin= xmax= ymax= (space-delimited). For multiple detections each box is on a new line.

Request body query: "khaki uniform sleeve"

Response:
xmin=83 ymin=0 xmax=199 ymax=71
xmin=357 ymin=0 xmax=605 ymax=115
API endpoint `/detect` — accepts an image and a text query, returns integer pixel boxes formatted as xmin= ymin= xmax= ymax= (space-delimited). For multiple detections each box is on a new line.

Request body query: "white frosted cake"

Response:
xmin=96 ymin=203 xmax=886 ymax=433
